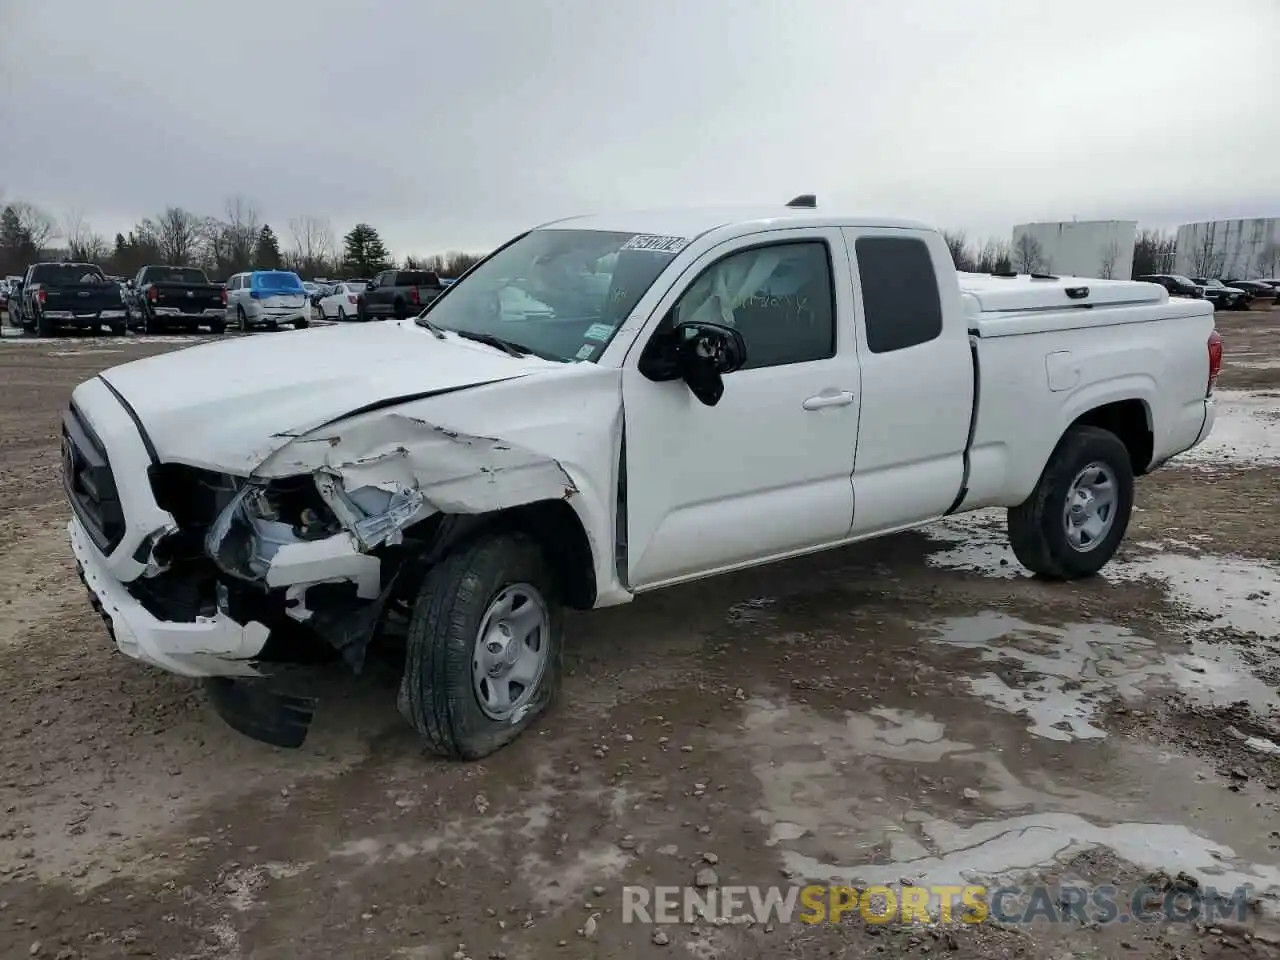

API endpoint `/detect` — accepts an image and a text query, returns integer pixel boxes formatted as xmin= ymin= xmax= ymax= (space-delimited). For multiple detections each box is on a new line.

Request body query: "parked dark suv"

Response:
xmin=1135 ymin=274 xmax=1204 ymax=299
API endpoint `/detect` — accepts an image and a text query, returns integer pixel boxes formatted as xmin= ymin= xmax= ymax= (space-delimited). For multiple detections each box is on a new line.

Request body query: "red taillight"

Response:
xmin=221 ymin=287 xmax=227 ymax=306
xmin=37 ymin=289 xmax=47 ymax=304
xmin=1207 ymin=330 xmax=1223 ymax=396
xmin=147 ymin=287 xmax=158 ymax=302
xmin=348 ymin=295 xmax=357 ymax=304
xmin=409 ymin=287 xmax=420 ymax=306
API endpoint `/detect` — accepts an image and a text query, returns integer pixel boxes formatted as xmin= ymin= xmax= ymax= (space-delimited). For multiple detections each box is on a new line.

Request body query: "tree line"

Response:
xmin=0 ymin=196 xmax=485 ymax=281
xmin=0 ymin=194 xmax=1213 ymax=284
xmin=940 ymin=229 xmax=1180 ymax=278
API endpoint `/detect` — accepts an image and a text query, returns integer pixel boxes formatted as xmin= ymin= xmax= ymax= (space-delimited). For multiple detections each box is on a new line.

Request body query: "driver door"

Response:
xmin=621 ymin=228 xmax=860 ymax=590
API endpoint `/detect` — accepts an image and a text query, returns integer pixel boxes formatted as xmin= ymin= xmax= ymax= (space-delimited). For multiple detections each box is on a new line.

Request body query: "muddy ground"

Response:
xmin=1 ymin=310 xmax=1278 ymax=960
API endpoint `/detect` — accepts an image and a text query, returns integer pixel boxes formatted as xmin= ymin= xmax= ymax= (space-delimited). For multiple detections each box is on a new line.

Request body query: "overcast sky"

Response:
xmin=2 ymin=0 xmax=1277 ymax=258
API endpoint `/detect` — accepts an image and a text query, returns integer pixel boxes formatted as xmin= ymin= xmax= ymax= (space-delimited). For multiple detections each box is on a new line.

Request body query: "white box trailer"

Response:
xmin=1010 ymin=220 xmax=1138 ymax=280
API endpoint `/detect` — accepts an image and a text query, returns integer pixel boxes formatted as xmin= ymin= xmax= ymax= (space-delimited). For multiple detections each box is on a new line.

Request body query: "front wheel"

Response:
xmin=337 ymin=306 xmax=347 ymax=321
xmin=294 ymin=318 xmax=309 ymax=329
xmin=237 ymin=306 xmax=249 ymax=333
xmin=1007 ymin=425 xmax=1134 ymax=580
xmin=398 ymin=532 xmax=562 ymax=760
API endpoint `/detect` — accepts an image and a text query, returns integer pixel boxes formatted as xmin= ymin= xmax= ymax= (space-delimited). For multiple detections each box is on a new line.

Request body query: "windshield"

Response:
xmin=252 ymin=271 xmax=305 ymax=293
xmin=416 ymin=228 xmax=685 ymax=362
xmin=148 ymin=267 xmax=208 ymax=284
xmin=1171 ymin=275 xmax=1195 ymax=285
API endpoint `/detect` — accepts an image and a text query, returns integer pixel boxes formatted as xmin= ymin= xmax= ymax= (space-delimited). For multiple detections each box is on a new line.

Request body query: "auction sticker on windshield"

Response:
xmin=620 ymin=234 xmax=689 ymax=254
xmin=582 ymin=322 xmax=614 ymax=342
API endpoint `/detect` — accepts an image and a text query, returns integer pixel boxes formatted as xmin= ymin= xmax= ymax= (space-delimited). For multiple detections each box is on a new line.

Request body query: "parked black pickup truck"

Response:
xmin=20 ymin=262 xmax=128 ymax=337
xmin=357 ymin=269 xmax=446 ymax=321
xmin=127 ymin=265 xmax=227 ymax=334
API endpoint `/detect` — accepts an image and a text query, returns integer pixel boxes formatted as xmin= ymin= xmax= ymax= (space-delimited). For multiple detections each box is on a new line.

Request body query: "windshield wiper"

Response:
xmin=415 ymin=315 xmax=447 ymax=339
xmin=453 ymin=330 xmax=532 ymax=357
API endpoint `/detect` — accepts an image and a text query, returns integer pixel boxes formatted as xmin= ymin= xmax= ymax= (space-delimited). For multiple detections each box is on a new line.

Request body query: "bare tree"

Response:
xmin=1097 ymin=239 xmax=1120 ymax=279
xmin=1013 ymin=233 xmax=1044 ymax=273
xmin=1256 ymin=242 xmax=1280 ymax=279
xmin=63 ymin=209 xmax=110 ymax=263
xmin=288 ymin=215 xmax=336 ymax=275
xmin=9 ymin=201 xmax=57 ymax=254
xmin=1132 ymin=229 xmax=1176 ymax=276
xmin=940 ymin=230 xmax=977 ymax=272
xmin=1189 ymin=223 xmax=1224 ymax=278
xmin=141 ymin=207 xmax=204 ymax=264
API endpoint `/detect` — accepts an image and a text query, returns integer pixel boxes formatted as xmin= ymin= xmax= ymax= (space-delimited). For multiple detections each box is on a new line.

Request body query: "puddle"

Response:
xmin=781 ymin=812 xmax=1280 ymax=903
xmin=1105 ymin=552 xmax=1280 ymax=639
xmin=923 ymin=510 xmax=1025 ymax=580
xmin=732 ymin=699 xmax=1280 ymax=915
xmin=1174 ymin=389 xmax=1280 ymax=468
xmin=919 ymin=613 xmax=1161 ymax=740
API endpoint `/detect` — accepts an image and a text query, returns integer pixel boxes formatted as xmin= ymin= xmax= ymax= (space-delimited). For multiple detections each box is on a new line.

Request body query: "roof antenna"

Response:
xmin=786 ymin=194 xmax=817 ymax=209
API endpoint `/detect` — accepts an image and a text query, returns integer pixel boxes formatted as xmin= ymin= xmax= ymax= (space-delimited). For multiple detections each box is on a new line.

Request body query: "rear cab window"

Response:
xmin=854 ymin=236 xmax=943 ymax=353
xmin=31 ymin=264 xmax=107 ymax=285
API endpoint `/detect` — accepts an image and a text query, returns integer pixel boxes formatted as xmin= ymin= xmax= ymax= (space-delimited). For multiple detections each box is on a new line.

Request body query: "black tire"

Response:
xmin=209 ymin=321 xmax=226 ymax=335
xmin=1007 ymin=425 xmax=1134 ymax=580
xmin=398 ymin=532 xmax=563 ymax=761
xmin=294 ymin=318 xmax=309 ymax=329
xmin=36 ymin=308 xmax=55 ymax=337
xmin=237 ymin=306 xmax=249 ymax=333
xmin=393 ymin=299 xmax=408 ymax=321
xmin=337 ymin=306 xmax=347 ymax=321
xmin=109 ymin=323 xmax=126 ymax=337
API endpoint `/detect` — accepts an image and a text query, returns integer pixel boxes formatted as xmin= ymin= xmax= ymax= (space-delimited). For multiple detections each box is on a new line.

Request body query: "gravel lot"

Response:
xmin=1 ymin=310 xmax=1278 ymax=960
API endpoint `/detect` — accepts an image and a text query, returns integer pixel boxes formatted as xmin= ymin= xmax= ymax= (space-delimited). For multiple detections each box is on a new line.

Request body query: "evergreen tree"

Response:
xmin=343 ymin=223 xmax=390 ymax=276
xmin=0 ymin=206 xmax=37 ymax=274
xmin=255 ymin=225 xmax=282 ymax=269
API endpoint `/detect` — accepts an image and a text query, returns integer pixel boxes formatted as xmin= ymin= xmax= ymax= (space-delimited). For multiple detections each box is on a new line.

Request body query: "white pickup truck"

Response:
xmin=63 ymin=199 xmax=1221 ymax=758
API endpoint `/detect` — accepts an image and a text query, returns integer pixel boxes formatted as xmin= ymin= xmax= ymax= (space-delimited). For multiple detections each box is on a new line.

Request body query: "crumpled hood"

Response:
xmin=98 ymin=320 xmax=556 ymax=473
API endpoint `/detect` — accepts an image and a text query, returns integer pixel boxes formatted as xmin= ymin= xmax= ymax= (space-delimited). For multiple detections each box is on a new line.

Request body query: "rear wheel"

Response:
xmin=294 ymin=318 xmax=309 ymax=329
xmin=109 ymin=323 xmax=126 ymax=337
xmin=237 ymin=306 xmax=249 ymax=333
xmin=393 ymin=299 xmax=408 ymax=321
xmin=337 ymin=306 xmax=347 ymax=321
xmin=1007 ymin=425 xmax=1134 ymax=580
xmin=398 ymin=532 xmax=563 ymax=760
xmin=36 ymin=309 xmax=55 ymax=337
xmin=209 ymin=320 xmax=226 ymax=335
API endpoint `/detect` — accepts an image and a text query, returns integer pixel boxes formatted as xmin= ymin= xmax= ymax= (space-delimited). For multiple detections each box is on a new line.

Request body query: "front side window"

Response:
xmin=417 ymin=228 xmax=684 ymax=362
xmin=667 ymin=241 xmax=836 ymax=369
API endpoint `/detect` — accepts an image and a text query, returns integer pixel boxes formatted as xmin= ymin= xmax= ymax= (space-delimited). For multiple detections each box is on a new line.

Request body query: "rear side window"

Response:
xmin=855 ymin=237 xmax=943 ymax=353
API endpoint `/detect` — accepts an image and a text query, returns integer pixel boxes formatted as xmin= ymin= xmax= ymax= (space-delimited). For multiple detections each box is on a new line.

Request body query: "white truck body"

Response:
xmin=64 ymin=205 xmax=1219 ymax=688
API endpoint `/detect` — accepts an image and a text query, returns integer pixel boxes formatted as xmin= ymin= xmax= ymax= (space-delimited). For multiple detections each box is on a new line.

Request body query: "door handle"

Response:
xmin=802 ymin=391 xmax=855 ymax=411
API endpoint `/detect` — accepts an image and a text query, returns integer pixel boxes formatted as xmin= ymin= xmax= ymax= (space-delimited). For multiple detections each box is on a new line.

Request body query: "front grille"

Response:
xmin=62 ymin=403 xmax=126 ymax=553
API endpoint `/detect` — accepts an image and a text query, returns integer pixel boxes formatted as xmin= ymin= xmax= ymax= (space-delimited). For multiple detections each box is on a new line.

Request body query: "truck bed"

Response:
xmin=956 ymin=272 xmax=1214 ymax=338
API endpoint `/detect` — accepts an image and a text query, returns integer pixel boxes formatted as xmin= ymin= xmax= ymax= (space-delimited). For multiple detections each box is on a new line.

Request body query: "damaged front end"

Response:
xmin=196 ymin=470 xmax=432 ymax=667
xmin=137 ymin=465 xmax=438 ymax=746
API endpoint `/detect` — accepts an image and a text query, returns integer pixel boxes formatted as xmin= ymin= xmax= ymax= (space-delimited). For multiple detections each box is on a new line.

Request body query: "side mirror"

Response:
xmin=638 ymin=320 xmax=747 ymax=407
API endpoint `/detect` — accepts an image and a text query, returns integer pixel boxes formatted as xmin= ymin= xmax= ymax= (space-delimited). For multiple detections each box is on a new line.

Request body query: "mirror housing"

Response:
xmin=638 ymin=320 xmax=747 ymax=407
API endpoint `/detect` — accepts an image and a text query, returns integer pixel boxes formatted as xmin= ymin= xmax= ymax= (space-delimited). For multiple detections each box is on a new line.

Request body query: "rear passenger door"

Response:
xmin=841 ymin=230 xmax=974 ymax=536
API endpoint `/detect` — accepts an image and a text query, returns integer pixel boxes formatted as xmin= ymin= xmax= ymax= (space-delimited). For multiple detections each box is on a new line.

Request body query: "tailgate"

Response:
xmin=152 ymin=283 xmax=223 ymax=312
xmin=43 ymin=284 xmax=123 ymax=313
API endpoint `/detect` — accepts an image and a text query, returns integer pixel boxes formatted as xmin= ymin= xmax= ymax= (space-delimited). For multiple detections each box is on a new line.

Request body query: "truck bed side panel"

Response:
xmin=959 ymin=309 xmax=1214 ymax=510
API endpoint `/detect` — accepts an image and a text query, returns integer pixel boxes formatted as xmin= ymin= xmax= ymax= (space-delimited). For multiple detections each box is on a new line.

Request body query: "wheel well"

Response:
xmin=419 ymin=500 xmax=597 ymax=610
xmin=1071 ymin=399 xmax=1153 ymax=475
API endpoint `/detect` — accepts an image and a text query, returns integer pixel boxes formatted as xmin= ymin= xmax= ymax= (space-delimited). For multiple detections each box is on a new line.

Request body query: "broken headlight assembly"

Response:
xmin=206 ymin=477 xmax=343 ymax=584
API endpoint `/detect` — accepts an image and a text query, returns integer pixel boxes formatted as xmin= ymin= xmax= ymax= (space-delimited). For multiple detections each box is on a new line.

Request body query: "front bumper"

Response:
xmin=63 ymin=377 xmax=271 ymax=678
xmin=70 ymin=516 xmax=269 ymax=677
